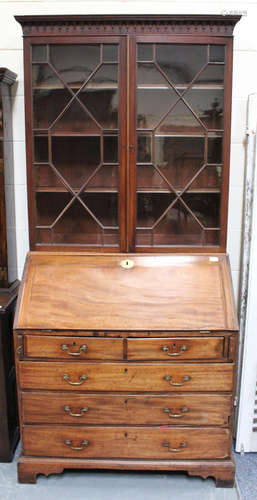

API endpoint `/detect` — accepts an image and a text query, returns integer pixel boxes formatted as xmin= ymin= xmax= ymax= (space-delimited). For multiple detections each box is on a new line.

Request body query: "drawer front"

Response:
xmin=19 ymin=362 xmax=234 ymax=392
xmin=22 ymin=392 xmax=232 ymax=426
xmin=23 ymin=425 xmax=230 ymax=459
xmin=23 ymin=336 xmax=123 ymax=360
xmin=127 ymin=337 xmax=225 ymax=360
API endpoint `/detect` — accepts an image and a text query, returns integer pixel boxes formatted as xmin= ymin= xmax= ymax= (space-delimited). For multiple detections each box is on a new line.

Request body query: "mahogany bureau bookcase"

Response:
xmin=14 ymin=15 xmax=240 ymax=485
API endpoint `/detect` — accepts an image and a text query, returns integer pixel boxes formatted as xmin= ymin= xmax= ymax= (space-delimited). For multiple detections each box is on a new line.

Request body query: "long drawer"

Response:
xmin=23 ymin=336 xmax=123 ymax=360
xmin=21 ymin=392 xmax=232 ymax=426
xmin=23 ymin=425 xmax=231 ymax=459
xmin=127 ymin=337 xmax=226 ymax=360
xmin=19 ymin=362 xmax=234 ymax=392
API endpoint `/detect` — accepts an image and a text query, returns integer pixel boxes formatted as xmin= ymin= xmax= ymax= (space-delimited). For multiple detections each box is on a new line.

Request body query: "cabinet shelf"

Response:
xmin=33 ymin=83 xmax=118 ymax=90
xmin=137 ymin=84 xmax=224 ymax=90
xmin=35 ymin=187 xmax=118 ymax=193
xmin=137 ymin=188 xmax=220 ymax=194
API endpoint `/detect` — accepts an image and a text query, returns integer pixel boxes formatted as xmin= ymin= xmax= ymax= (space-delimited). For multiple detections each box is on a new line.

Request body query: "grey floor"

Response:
xmin=0 ymin=443 xmax=240 ymax=500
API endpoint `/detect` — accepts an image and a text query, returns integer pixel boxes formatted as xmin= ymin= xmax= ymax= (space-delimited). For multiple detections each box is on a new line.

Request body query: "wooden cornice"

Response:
xmin=0 ymin=68 xmax=17 ymax=86
xmin=15 ymin=15 xmax=241 ymax=37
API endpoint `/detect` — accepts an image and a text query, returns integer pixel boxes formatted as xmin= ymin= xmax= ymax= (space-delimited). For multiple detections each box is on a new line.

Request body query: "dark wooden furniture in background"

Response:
xmin=16 ymin=15 xmax=240 ymax=253
xmin=14 ymin=252 xmax=238 ymax=485
xmin=0 ymin=68 xmax=19 ymax=461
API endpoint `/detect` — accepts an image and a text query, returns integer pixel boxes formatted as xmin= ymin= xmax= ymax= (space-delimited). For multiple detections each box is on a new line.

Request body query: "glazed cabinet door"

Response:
xmin=26 ymin=37 xmax=127 ymax=251
xmin=128 ymin=37 xmax=232 ymax=252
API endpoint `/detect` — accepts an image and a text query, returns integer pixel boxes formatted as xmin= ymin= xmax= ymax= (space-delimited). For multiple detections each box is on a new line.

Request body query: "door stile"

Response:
xmin=127 ymin=35 xmax=137 ymax=252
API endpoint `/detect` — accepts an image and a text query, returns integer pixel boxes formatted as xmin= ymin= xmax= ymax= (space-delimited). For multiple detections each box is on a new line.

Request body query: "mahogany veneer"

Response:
xmin=14 ymin=252 xmax=238 ymax=486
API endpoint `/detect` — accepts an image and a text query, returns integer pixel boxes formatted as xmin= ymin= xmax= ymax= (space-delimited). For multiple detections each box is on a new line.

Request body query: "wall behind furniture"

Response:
xmin=0 ymin=0 xmax=256 ymax=307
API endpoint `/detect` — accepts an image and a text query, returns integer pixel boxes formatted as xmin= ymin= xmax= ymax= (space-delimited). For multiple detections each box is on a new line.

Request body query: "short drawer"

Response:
xmin=127 ymin=337 xmax=225 ymax=361
xmin=18 ymin=362 xmax=234 ymax=392
xmin=23 ymin=425 xmax=231 ymax=460
xmin=23 ymin=336 xmax=123 ymax=360
xmin=22 ymin=392 xmax=232 ymax=426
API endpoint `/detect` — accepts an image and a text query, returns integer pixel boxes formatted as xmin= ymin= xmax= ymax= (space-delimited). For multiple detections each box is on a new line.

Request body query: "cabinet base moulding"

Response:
xmin=17 ymin=455 xmax=235 ymax=488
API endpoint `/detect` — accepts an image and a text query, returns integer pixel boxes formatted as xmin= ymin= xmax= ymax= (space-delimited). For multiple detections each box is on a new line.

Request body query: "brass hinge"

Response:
xmin=234 ymin=396 xmax=238 ymax=407
xmin=16 ymin=335 xmax=23 ymax=359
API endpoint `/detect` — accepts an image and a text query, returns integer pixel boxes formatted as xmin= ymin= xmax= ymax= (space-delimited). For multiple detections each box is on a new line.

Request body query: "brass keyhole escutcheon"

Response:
xmin=120 ymin=259 xmax=134 ymax=269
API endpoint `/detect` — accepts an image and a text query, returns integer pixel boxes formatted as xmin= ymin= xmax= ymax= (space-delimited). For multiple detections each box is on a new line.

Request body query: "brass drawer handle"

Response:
xmin=61 ymin=344 xmax=88 ymax=356
xmin=64 ymin=405 xmax=89 ymax=417
xmin=164 ymin=375 xmax=191 ymax=386
xmin=162 ymin=344 xmax=187 ymax=356
xmin=64 ymin=439 xmax=89 ymax=451
xmin=162 ymin=441 xmax=187 ymax=452
xmin=163 ymin=406 xmax=188 ymax=418
xmin=63 ymin=374 xmax=87 ymax=385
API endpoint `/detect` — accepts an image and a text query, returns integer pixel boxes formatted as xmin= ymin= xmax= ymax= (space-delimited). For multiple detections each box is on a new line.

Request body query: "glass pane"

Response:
xmin=103 ymin=45 xmax=118 ymax=62
xmin=34 ymin=136 xmax=48 ymax=162
xmin=52 ymin=100 xmax=101 ymax=134
xmin=137 ymin=89 xmax=179 ymax=130
xmin=36 ymin=228 xmax=52 ymax=244
xmin=208 ymin=135 xmax=223 ymax=163
xmin=79 ymin=65 xmax=118 ymax=129
xmin=80 ymin=193 xmax=118 ymax=227
xmin=137 ymin=193 xmax=176 ymax=228
xmin=137 ymin=135 xmax=152 ymax=163
xmin=51 ymin=136 xmax=100 ymax=188
xmin=52 ymin=198 xmax=103 ymax=245
xmin=189 ymin=165 xmax=222 ymax=190
xmin=32 ymin=45 xmax=47 ymax=62
xmin=156 ymin=100 xmax=205 ymax=135
xmin=209 ymin=45 xmax=225 ymax=63
xmin=155 ymin=136 xmax=205 ymax=188
xmin=136 ymin=199 xmax=203 ymax=246
xmin=137 ymin=44 xmax=153 ymax=61
xmin=104 ymin=136 xmax=118 ymax=163
xmin=50 ymin=45 xmax=100 ymax=88
xmin=156 ymin=44 xmax=207 ymax=85
xmin=86 ymin=165 xmax=118 ymax=189
xmin=196 ymin=65 xmax=224 ymax=85
xmin=182 ymin=193 xmax=220 ymax=227
xmin=204 ymin=229 xmax=220 ymax=245
xmin=35 ymin=164 xmax=64 ymax=189
xmin=184 ymin=89 xmax=224 ymax=130
xmin=36 ymin=192 xmax=72 ymax=226
xmin=32 ymin=65 xmax=73 ymax=128
xmin=137 ymin=63 xmax=173 ymax=87
xmin=137 ymin=164 xmax=172 ymax=191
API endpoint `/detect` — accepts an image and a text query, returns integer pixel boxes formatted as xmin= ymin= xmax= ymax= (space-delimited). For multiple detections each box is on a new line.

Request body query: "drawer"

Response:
xmin=23 ymin=425 xmax=231 ymax=459
xmin=127 ymin=337 xmax=225 ymax=361
xmin=19 ymin=362 xmax=234 ymax=392
xmin=23 ymin=336 xmax=123 ymax=360
xmin=22 ymin=392 xmax=232 ymax=426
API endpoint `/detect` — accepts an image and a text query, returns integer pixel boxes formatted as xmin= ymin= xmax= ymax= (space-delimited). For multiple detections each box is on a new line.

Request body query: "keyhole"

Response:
xmin=173 ymin=343 xmax=177 ymax=349
xmin=124 ymin=369 xmax=128 ymax=374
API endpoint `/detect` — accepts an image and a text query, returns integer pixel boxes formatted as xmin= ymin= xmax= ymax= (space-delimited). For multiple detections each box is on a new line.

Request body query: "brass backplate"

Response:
xmin=120 ymin=259 xmax=134 ymax=270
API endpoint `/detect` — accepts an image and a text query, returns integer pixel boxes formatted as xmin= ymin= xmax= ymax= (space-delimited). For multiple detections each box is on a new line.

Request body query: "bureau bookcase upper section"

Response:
xmin=16 ymin=15 xmax=240 ymax=253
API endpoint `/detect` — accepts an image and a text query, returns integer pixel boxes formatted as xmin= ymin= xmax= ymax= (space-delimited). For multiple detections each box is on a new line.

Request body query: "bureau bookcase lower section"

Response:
xmin=14 ymin=253 xmax=238 ymax=487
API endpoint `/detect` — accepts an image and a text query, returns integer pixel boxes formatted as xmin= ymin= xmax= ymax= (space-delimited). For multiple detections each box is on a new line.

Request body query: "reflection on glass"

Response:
xmin=209 ymin=45 xmax=225 ymax=63
xmin=182 ymin=193 xmax=220 ymax=227
xmin=32 ymin=64 xmax=64 ymax=88
xmin=86 ymin=165 xmax=118 ymax=189
xmin=137 ymin=44 xmax=153 ymax=61
xmin=32 ymin=45 xmax=47 ymax=63
xmin=197 ymin=65 xmax=224 ymax=85
xmin=35 ymin=164 xmax=64 ymax=189
xmin=137 ymin=89 xmax=179 ymax=129
xmin=137 ymin=63 xmax=171 ymax=87
xmin=50 ymin=45 xmax=100 ymax=88
xmin=137 ymin=193 xmax=175 ymax=228
xmin=136 ymin=199 xmax=203 ymax=246
xmin=51 ymin=136 xmax=100 ymax=187
xmin=103 ymin=45 xmax=118 ymax=62
xmin=81 ymin=193 xmax=118 ymax=226
xmin=184 ymin=89 xmax=224 ymax=129
xmin=156 ymin=100 xmax=205 ymax=135
xmin=34 ymin=136 xmax=48 ymax=162
xmin=155 ymin=136 xmax=204 ymax=187
xmin=79 ymin=65 xmax=118 ymax=129
xmin=137 ymin=135 xmax=152 ymax=163
xmin=208 ymin=135 xmax=223 ymax=163
xmin=104 ymin=136 xmax=118 ymax=163
xmin=52 ymin=100 xmax=101 ymax=133
xmin=137 ymin=165 xmax=172 ymax=190
xmin=189 ymin=165 xmax=222 ymax=190
xmin=156 ymin=44 xmax=207 ymax=84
